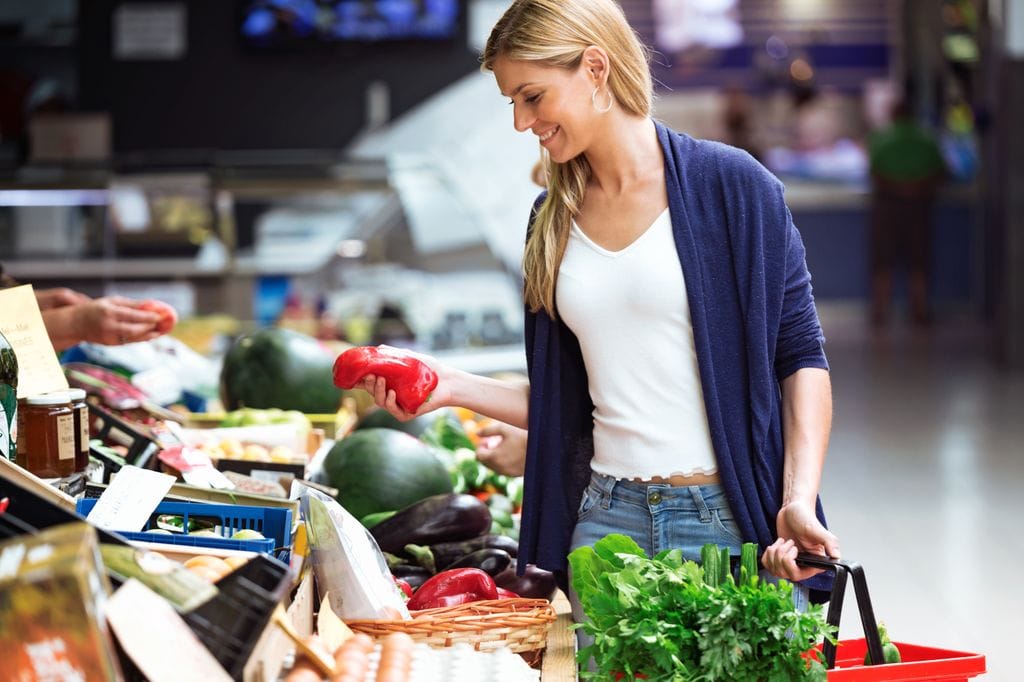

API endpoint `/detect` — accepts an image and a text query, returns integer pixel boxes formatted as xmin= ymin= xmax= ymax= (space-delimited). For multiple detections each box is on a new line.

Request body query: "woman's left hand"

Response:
xmin=762 ymin=500 xmax=841 ymax=581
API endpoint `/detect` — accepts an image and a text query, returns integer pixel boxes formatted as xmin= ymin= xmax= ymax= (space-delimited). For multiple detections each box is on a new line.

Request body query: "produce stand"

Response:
xmin=1 ymin=385 xmax=560 ymax=681
xmin=3 ymin=450 xmax=990 ymax=682
xmin=0 ymin=328 xmax=984 ymax=681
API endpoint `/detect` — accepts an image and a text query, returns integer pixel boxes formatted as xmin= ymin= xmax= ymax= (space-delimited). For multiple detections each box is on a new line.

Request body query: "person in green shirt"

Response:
xmin=868 ymin=100 xmax=947 ymax=326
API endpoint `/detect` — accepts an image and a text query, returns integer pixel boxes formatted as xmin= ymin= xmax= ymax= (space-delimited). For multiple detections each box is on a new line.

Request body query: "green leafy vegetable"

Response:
xmin=568 ymin=534 xmax=836 ymax=681
xmin=419 ymin=412 xmax=476 ymax=452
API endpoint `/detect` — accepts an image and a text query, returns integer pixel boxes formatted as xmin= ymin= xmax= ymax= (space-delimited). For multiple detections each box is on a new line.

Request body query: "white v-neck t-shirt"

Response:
xmin=555 ymin=207 xmax=718 ymax=480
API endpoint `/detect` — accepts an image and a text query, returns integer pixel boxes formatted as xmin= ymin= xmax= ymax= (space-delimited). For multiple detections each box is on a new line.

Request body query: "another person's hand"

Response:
xmin=35 ymin=287 xmax=91 ymax=311
xmin=761 ymin=500 xmax=841 ymax=582
xmin=42 ymin=296 xmax=166 ymax=351
xmin=475 ymin=421 xmax=527 ymax=477
xmin=358 ymin=346 xmax=453 ymax=421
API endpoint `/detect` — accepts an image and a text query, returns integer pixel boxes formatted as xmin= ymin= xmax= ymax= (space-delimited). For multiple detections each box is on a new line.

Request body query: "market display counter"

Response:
xmin=540 ymin=593 xmax=577 ymax=682
xmin=245 ymin=579 xmax=576 ymax=681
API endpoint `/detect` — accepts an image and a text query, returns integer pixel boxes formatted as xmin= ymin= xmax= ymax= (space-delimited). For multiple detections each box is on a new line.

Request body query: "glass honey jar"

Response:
xmin=16 ymin=393 xmax=76 ymax=478
xmin=67 ymin=388 xmax=90 ymax=473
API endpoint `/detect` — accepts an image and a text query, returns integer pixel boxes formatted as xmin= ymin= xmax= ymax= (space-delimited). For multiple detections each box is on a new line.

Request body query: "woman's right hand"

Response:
xmin=350 ymin=347 xmax=531 ymax=431
xmin=358 ymin=347 xmax=454 ymax=422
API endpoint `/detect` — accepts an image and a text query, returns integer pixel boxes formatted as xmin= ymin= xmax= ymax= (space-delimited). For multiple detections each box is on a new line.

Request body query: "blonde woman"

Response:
xmin=356 ymin=0 xmax=840 ymax=607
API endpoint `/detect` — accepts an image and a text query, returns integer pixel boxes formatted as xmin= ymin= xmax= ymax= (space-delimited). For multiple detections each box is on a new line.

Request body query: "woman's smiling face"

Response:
xmin=493 ymin=55 xmax=603 ymax=163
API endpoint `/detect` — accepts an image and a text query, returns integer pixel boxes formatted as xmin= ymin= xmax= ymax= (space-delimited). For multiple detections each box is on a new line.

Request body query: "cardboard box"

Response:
xmin=242 ymin=570 xmax=315 ymax=682
xmin=0 ymin=523 xmax=122 ymax=681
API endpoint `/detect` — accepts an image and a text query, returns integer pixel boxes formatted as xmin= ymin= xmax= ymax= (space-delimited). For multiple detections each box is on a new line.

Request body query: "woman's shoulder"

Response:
xmin=659 ymin=122 xmax=781 ymax=192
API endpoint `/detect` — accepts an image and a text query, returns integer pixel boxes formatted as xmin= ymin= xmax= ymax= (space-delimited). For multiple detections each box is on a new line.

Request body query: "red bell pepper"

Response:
xmin=413 ymin=593 xmax=482 ymax=610
xmin=332 ymin=346 xmax=438 ymax=413
xmin=392 ymin=575 xmax=413 ymax=600
xmin=405 ymin=567 xmax=498 ymax=611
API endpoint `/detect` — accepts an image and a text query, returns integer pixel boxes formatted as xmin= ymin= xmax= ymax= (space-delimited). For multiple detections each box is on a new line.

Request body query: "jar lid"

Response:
xmin=26 ymin=393 xmax=72 ymax=406
xmin=66 ymin=388 xmax=87 ymax=400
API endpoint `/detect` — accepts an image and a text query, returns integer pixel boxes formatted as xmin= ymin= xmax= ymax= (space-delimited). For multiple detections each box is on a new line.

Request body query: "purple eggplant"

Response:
xmin=493 ymin=559 xmax=557 ymax=600
xmin=446 ymin=548 xmax=512 ymax=577
xmin=370 ymin=493 xmax=491 ymax=554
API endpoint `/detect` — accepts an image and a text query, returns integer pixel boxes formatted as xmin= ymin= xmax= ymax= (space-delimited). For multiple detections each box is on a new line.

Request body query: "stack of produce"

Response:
xmin=285 ymin=632 xmax=540 ymax=682
xmin=308 ymin=393 xmax=553 ymax=610
xmin=368 ymin=493 xmax=555 ymax=602
xmin=317 ymin=408 xmax=521 ymax=531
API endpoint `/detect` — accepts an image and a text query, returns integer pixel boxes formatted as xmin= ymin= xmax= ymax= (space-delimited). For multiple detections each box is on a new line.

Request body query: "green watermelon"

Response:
xmin=219 ymin=327 xmax=345 ymax=414
xmin=321 ymin=428 xmax=453 ymax=519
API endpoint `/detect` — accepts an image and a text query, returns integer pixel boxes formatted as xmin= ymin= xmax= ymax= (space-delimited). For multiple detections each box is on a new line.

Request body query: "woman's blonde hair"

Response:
xmin=481 ymin=0 xmax=653 ymax=317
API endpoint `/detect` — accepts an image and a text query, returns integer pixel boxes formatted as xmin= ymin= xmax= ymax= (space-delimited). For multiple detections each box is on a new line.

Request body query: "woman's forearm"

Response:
xmin=779 ymin=367 xmax=832 ymax=506
xmin=446 ymin=368 xmax=530 ymax=430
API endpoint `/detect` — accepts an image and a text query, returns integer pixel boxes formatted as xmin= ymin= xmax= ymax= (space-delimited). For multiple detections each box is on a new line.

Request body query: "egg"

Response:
xmin=381 ymin=632 xmax=414 ymax=651
xmin=183 ymin=555 xmax=229 ymax=571
xmin=222 ymin=555 xmax=250 ymax=570
xmin=186 ymin=565 xmax=225 ymax=583
xmin=284 ymin=660 xmax=324 ymax=682
xmin=350 ymin=633 xmax=376 ymax=652
xmin=332 ymin=647 xmax=368 ymax=676
xmin=374 ymin=665 xmax=409 ymax=682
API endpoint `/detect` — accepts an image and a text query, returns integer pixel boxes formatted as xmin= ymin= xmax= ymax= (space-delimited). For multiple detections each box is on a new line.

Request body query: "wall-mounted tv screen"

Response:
xmin=241 ymin=0 xmax=461 ymax=44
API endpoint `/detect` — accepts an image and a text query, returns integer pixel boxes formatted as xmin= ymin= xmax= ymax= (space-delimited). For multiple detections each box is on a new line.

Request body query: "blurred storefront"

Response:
xmin=0 ymin=0 xmax=1021 ymax=367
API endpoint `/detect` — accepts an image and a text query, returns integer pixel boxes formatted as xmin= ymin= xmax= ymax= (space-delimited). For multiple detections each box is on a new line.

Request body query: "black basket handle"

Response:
xmin=795 ymin=553 xmax=885 ymax=669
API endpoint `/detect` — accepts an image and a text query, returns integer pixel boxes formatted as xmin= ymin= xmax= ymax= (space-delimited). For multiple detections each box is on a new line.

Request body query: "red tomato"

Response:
xmin=139 ymin=299 xmax=178 ymax=334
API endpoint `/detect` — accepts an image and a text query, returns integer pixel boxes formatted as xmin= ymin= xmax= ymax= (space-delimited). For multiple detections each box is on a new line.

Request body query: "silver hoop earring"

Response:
xmin=591 ymin=86 xmax=613 ymax=114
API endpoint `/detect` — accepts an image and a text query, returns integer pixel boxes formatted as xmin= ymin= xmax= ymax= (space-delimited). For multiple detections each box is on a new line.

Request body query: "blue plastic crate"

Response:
xmin=112 ymin=529 xmax=275 ymax=554
xmin=76 ymin=499 xmax=292 ymax=555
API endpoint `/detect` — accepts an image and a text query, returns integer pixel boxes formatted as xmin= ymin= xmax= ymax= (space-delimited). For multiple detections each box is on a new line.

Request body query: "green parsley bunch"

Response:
xmin=568 ymin=534 xmax=836 ymax=681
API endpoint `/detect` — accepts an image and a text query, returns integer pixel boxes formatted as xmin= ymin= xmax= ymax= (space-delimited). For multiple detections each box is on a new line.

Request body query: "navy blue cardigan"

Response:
xmin=518 ymin=121 xmax=833 ymax=598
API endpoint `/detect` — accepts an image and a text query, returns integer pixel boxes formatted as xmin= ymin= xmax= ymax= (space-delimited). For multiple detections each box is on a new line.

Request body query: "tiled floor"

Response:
xmin=816 ymin=303 xmax=1023 ymax=681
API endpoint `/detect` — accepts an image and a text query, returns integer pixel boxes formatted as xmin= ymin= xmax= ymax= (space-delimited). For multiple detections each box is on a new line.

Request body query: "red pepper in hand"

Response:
xmin=405 ymin=567 xmax=497 ymax=611
xmin=332 ymin=346 xmax=438 ymax=413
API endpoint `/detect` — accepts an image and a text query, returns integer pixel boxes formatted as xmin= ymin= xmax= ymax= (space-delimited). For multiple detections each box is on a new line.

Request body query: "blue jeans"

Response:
xmin=568 ymin=472 xmax=808 ymax=658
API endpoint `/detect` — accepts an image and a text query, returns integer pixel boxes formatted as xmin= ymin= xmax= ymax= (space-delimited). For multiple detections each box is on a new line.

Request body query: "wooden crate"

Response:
xmin=243 ymin=570 xmax=315 ymax=682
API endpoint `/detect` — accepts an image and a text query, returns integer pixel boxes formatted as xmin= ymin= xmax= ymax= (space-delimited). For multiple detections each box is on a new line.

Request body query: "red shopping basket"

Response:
xmin=796 ymin=554 xmax=986 ymax=681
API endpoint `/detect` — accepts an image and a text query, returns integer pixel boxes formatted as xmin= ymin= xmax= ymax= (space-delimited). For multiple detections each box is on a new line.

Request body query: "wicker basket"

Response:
xmin=345 ymin=598 xmax=556 ymax=657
